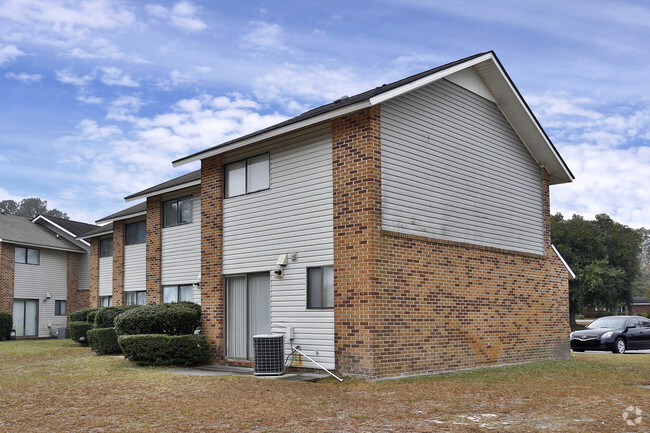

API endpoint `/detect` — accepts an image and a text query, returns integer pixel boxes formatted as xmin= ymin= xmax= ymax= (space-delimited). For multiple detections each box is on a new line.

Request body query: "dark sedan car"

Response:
xmin=570 ymin=315 xmax=650 ymax=353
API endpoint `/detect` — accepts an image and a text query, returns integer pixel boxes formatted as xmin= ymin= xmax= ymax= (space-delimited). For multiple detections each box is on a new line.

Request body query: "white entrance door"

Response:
xmin=225 ymin=273 xmax=270 ymax=359
xmin=13 ymin=299 xmax=38 ymax=337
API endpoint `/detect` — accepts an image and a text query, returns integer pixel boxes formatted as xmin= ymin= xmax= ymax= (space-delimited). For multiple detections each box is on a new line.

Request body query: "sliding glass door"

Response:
xmin=225 ymin=273 xmax=270 ymax=359
xmin=13 ymin=299 xmax=39 ymax=337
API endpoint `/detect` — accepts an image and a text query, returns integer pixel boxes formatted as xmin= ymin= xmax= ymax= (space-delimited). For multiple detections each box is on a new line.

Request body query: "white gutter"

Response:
xmin=173 ymin=101 xmax=371 ymax=167
xmin=0 ymin=239 xmax=84 ymax=253
xmin=78 ymin=229 xmax=113 ymax=240
xmin=124 ymin=179 xmax=201 ymax=202
xmin=95 ymin=211 xmax=146 ymax=226
xmin=31 ymin=215 xmax=90 ymax=247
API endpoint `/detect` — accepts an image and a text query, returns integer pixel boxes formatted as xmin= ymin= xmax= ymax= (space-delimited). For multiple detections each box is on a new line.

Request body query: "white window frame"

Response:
xmin=225 ymin=153 xmax=270 ymax=198
xmin=99 ymin=296 xmax=113 ymax=307
xmin=306 ymin=266 xmax=334 ymax=310
xmin=15 ymin=247 xmax=40 ymax=265
xmin=55 ymin=300 xmax=66 ymax=316
xmin=163 ymin=284 xmax=194 ymax=303
xmin=125 ymin=291 xmax=146 ymax=305
xmin=163 ymin=196 xmax=193 ymax=228
xmin=99 ymin=238 xmax=113 ymax=258
xmin=125 ymin=221 xmax=146 ymax=245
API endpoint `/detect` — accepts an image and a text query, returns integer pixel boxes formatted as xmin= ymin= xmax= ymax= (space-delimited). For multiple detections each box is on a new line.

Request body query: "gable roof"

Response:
xmin=79 ymin=222 xmax=114 ymax=239
xmin=173 ymin=51 xmax=573 ymax=185
xmin=95 ymin=201 xmax=146 ymax=225
xmin=124 ymin=169 xmax=201 ymax=202
xmin=0 ymin=213 xmax=85 ymax=252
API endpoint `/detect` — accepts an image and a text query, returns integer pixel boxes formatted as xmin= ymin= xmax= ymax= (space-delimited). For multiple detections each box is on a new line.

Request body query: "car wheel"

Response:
xmin=613 ymin=338 xmax=626 ymax=354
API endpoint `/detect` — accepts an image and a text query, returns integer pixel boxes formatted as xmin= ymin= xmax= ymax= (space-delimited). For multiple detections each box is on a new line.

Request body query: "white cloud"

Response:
xmin=106 ymin=95 xmax=144 ymax=122
xmin=5 ymin=72 xmax=41 ymax=83
xmin=240 ymin=21 xmax=287 ymax=51
xmin=75 ymin=119 xmax=122 ymax=140
xmin=55 ymin=68 xmax=94 ymax=86
xmin=253 ymin=63 xmax=374 ymax=112
xmin=76 ymin=91 xmax=103 ymax=104
xmin=98 ymin=66 xmax=139 ymax=87
xmin=0 ymin=44 xmax=24 ymax=65
xmin=535 ymin=92 xmax=650 ymax=228
xmin=146 ymin=1 xmax=207 ymax=31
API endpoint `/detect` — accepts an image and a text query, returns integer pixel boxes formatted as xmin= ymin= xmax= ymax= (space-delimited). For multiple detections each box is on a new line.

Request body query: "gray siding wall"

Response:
xmin=14 ymin=248 xmax=68 ymax=337
xmin=161 ymin=188 xmax=201 ymax=295
xmin=381 ymin=78 xmax=545 ymax=255
xmin=77 ymin=252 xmax=90 ymax=290
xmin=98 ymin=257 xmax=113 ymax=297
xmin=222 ymin=123 xmax=335 ymax=369
xmin=124 ymin=243 xmax=146 ymax=291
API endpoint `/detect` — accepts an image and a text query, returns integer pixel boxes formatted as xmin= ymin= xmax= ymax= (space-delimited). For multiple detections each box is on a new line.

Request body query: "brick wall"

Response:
xmin=66 ymin=252 xmax=89 ymax=324
xmin=0 ymin=243 xmax=15 ymax=314
xmin=632 ymin=304 xmax=650 ymax=315
xmin=112 ymin=221 xmax=125 ymax=306
xmin=146 ymin=196 xmax=163 ymax=304
xmin=89 ymin=238 xmax=99 ymax=308
xmin=331 ymin=107 xmax=570 ymax=379
xmin=200 ymin=155 xmax=225 ymax=361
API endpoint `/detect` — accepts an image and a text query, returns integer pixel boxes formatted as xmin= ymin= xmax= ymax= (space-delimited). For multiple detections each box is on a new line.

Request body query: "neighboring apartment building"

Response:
xmin=0 ymin=213 xmax=95 ymax=337
xmin=87 ymin=51 xmax=575 ymax=378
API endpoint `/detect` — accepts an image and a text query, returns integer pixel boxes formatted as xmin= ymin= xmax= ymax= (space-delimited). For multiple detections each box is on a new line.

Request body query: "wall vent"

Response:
xmin=253 ymin=334 xmax=285 ymax=376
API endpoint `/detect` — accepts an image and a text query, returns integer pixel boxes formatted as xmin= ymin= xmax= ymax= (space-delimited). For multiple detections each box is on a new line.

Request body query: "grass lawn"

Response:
xmin=0 ymin=340 xmax=648 ymax=432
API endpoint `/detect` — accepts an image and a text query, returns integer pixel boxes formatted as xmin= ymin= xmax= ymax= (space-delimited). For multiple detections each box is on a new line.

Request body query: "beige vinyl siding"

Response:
xmin=161 ymin=189 xmax=201 ymax=294
xmin=124 ymin=243 xmax=146 ymax=291
xmin=77 ymin=252 xmax=90 ymax=290
xmin=98 ymin=257 xmax=113 ymax=297
xmin=381 ymin=78 xmax=545 ymax=255
xmin=222 ymin=123 xmax=335 ymax=369
xmin=14 ymin=248 xmax=68 ymax=337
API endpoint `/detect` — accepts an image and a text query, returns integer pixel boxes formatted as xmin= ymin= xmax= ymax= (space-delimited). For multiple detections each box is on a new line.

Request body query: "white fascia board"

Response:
xmin=95 ymin=211 xmax=147 ymax=225
xmin=485 ymin=60 xmax=573 ymax=184
xmin=551 ymin=244 xmax=576 ymax=280
xmin=173 ymin=101 xmax=371 ymax=167
xmin=367 ymin=53 xmax=494 ymax=106
xmin=124 ymin=179 xmax=201 ymax=202
xmin=31 ymin=215 xmax=91 ymax=247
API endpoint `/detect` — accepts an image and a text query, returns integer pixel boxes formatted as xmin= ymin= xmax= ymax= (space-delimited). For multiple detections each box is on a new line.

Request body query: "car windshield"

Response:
xmin=587 ymin=317 xmax=628 ymax=330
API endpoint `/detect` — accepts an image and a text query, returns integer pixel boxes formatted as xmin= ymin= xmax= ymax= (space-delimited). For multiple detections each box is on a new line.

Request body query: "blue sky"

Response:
xmin=1 ymin=0 xmax=649 ymax=228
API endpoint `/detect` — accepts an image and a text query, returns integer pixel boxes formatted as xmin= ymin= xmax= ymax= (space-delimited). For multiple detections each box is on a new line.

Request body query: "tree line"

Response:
xmin=0 ymin=198 xmax=68 ymax=219
xmin=551 ymin=213 xmax=649 ymax=322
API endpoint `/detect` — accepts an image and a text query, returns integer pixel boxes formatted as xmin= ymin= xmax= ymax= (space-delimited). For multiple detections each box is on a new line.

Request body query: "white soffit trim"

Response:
xmin=78 ymin=229 xmax=113 ymax=240
xmin=367 ymin=53 xmax=494 ymax=105
xmin=124 ymin=179 xmax=201 ymax=202
xmin=172 ymin=101 xmax=371 ymax=167
xmin=0 ymin=239 xmax=83 ymax=253
xmin=552 ymin=244 xmax=576 ymax=280
xmin=95 ymin=211 xmax=147 ymax=225
xmin=31 ymin=215 xmax=91 ymax=247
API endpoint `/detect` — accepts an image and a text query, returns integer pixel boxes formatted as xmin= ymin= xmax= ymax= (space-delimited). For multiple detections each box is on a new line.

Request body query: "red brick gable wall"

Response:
xmin=112 ymin=221 xmax=125 ymax=305
xmin=66 ymin=252 xmax=89 ymax=324
xmin=331 ymin=106 xmax=570 ymax=379
xmin=0 ymin=243 xmax=15 ymax=314
xmin=201 ymin=155 xmax=225 ymax=360
xmin=146 ymin=196 xmax=163 ymax=304
xmin=89 ymin=238 xmax=99 ymax=307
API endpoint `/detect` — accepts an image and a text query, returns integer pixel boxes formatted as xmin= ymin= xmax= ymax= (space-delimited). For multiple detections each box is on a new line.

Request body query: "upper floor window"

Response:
xmin=164 ymin=196 xmax=193 ymax=227
xmin=225 ymin=153 xmax=270 ymax=198
xmin=99 ymin=238 xmax=113 ymax=258
xmin=307 ymin=266 xmax=334 ymax=309
xmin=15 ymin=247 xmax=40 ymax=265
xmin=125 ymin=221 xmax=146 ymax=245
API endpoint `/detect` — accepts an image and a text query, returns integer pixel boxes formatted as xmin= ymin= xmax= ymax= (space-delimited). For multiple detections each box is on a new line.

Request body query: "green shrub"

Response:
xmin=69 ymin=321 xmax=93 ymax=344
xmin=119 ymin=334 xmax=210 ymax=366
xmin=94 ymin=305 xmax=140 ymax=328
xmin=87 ymin=309 xmax=99 ymax=324
xmin=87 ymin=327 xmax=121 ymax=355
xmin=115 ymin=302 xmax=201 ymax=336
xmin=70 ymin=308 xmax=99 ymax=323
xmin=0 ymin=312 xmax=12 ymax=341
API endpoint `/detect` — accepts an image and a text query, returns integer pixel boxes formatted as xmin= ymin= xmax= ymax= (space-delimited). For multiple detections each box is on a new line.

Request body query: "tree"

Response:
xmin=0 ymin=198 xmax=69 ymax=219
xmin=632 ymin=228 xmax=650 ymax=297
xmin=551 ymin=213 xmax=644 ymax=323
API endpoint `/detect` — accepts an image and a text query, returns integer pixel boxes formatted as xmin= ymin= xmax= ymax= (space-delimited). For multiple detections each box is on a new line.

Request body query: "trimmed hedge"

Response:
xmin=87 ymin=327 xmax=121 ymax=355
xmin=94 ymin=305 xmax=140 ymax=328
xmin=86 ymin=309 xmax=99 ymax=324
xmin=69 ymin=321 xmax=93 ymax=344
xmin=0 ymin=312 xmax=12 ymax=341
xmin=115 ymin=302 xmax=201 ymax=336
xmin=119 ymin=334 xmax=210 ymax=366
xmin=70 ymin=308 xmax=100 ymax=323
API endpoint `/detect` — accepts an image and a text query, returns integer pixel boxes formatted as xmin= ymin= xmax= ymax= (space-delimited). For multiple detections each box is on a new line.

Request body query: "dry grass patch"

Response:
xmin=0 ymin=340 xmax=648 ymax=432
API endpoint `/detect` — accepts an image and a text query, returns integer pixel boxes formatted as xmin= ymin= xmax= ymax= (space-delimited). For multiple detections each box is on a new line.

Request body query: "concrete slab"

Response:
xmin=162 ymin=364 xmax=328 ymax=382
